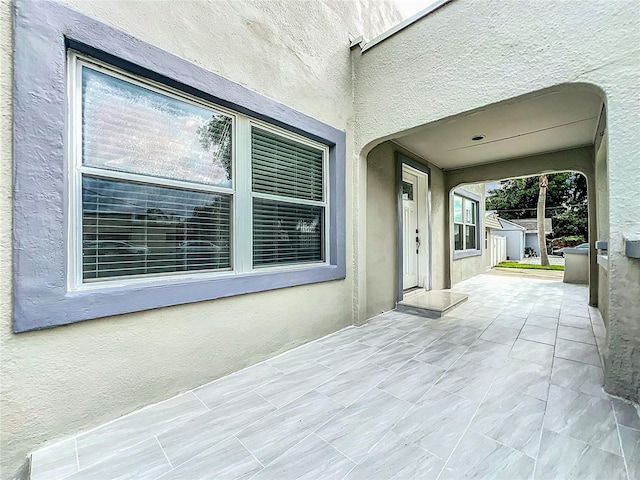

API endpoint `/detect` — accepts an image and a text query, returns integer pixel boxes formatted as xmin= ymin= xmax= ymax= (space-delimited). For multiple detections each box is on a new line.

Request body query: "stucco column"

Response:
xmin=443 ymin=189 xmax=452 ymax=289
xmin=587 ymin=159 xmax=599 ymax=306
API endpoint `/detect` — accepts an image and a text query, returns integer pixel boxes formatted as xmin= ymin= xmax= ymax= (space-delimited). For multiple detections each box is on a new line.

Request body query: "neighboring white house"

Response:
xmin=509 ymin=218 xmax=553 ymax=257
xmin=484 ymin=213 xmax=506 ymax=267
xmin=493 ymin=218 xmax=526 ymax=261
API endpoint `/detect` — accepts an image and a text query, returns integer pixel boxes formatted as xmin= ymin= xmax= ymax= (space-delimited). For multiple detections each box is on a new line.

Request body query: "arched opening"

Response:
xmin=363 ymin=83 xmax=606 ymax=320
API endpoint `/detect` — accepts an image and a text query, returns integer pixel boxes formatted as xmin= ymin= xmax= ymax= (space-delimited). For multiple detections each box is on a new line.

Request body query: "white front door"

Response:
xmin=402 ymin=171 xmax=419 ymax=289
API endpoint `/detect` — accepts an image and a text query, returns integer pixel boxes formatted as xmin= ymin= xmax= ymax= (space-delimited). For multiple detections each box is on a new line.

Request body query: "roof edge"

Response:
xmin=359 ymin=0 xmax=453 ymax=53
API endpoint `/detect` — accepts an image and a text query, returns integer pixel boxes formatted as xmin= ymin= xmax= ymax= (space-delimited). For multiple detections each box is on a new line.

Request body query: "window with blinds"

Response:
xmin=69 ymin=52 xmax=329 ymax=286
xmin=251 ymin=128 xmax=326 ymax=266
xmin=74 ymin=56 xmax=234 ymax=282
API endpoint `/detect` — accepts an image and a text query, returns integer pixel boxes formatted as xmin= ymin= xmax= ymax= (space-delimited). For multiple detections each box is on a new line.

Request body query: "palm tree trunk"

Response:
xmin=538 ymin=175 xmax=550 ymax=266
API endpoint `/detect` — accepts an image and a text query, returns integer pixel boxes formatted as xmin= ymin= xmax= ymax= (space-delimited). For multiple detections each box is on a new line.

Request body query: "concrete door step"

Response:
xmin=396 ymin=290 xmax=468 ymax=318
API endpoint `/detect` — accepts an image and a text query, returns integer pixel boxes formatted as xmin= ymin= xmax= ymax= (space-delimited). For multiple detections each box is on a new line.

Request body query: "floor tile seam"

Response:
xmin=432 ymin=343 xmax=472 ymax=373
xmin=75 ymin=431 xmax=173 ymax=473
xmin=505 ymin=312 xmax=538 ymax=358
xmin=313 ymin=354 xmax=396 ymax=395
xmin=372 ymin=353 xmax=421 ymax=376
xmin=616 ymin=422 xmax=640 ymax=433
xmin=553 ymin=352 xmax=601 ymax=368
xmin=256 ymin=368 xmax=343 ymax=410
xmin=154 ymin=435 xmax=173 ymax=469
xmin=434 ymin=375 xmax=498 ymax=480
xmin=515 ymin=335 xmax=558 ymax=350
xmin=232 ymin=434 xmax=265 ymax=469
xmin=555 ymin=334 xmax=596 ymax=346
xmin=191 ymin=390 xmax=211 ymax=411
xmin=402 ymin=359 xmax=453 ymax=407
xmin=158 ymin=403 xmax=277 ymax=472
xmin=67 ymin=390 xmax=208 ymax=454
xmin=532 ymin=339 xmax=557 ymax=478
xmin=399 ymin=332 xmax=444 ymax=350
xmin=364 ymin=383 xmax=414 ymax=408
xmin=544 ymin=417 xmax=624 ymax=458
xmin=491 ymin=380 xmax=551 ymax=405
xmin=315 ymin=434 xmax=359 ymax=466
xmin=360 ymin=334 xmax=409 ymax=350
xmin=253 ymin=390 xmax=281 ymax=410
xmin=367 ymin=369 xmax=451 ymax=462
xmin=611 ymin=400 xmax=633 ymax=480
xmin=541 ymin=428 xmax=625 ymax=459
xmin=470 ymin=428 xmax=539 ymax=460
xmin=154 ymin=434 xmax=231 ymax=476
xmin=548 ymin=377 xmax=608 ymax=401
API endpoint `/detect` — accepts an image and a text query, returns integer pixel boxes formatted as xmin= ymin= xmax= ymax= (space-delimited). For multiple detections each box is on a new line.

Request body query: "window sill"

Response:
xmin=16 ymin=264 xmax=345 ymax=332
xmin=453 ymin=249 xmax=482 ymax=260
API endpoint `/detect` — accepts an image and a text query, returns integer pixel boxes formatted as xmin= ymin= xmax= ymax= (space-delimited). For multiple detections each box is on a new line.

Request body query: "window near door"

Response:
xmin=70 ymin=53 xmax=328 ymax=285
xmin=453 ymin=194 xmax=478 ymax=251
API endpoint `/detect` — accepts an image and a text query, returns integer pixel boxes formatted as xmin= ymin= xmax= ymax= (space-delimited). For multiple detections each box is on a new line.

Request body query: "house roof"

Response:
xmin=353 ymin=0 xmax=452 ymax=52
xmin=484 ymin=213 xmax=503 ymax=230
xmin=509 ymin=218 xmax=553 ymax=234
xmin=498 ymin=218 xmax=526 ymax=231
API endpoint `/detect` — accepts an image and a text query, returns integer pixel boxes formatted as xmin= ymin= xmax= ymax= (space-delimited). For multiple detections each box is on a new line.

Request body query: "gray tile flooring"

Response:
xmin=30 ymin=274 xmax=639 ymax=480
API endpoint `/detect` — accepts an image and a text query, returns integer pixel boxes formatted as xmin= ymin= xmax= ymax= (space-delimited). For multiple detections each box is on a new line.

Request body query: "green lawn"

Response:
xmin=496 ymin=262 xmax=565 ymax=271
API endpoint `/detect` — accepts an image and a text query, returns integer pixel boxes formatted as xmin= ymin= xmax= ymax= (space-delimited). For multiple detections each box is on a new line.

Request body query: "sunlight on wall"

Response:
xmin=394 ymin=0 xmax=441 ymax=19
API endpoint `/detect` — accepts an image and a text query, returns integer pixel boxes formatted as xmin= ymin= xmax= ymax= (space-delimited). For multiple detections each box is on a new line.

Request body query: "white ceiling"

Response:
xmin=394 ymin=87 xmax=603 ymax=170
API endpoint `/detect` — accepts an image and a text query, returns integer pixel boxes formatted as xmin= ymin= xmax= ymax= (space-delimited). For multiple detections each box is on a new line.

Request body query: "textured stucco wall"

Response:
xmin=353 ymin=0 xmax=640 ymax=401
xmin=365 ymin=142 xmax=446 ymax=319
xmin=0 ymin=0 xmax=401 ymax=476
xmin=596 ymin=134 xmax=610 ymax=326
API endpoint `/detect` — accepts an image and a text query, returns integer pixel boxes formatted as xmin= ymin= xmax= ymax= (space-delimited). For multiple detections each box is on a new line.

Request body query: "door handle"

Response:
xmin=416 ymin=236 xmax=421 ymax=252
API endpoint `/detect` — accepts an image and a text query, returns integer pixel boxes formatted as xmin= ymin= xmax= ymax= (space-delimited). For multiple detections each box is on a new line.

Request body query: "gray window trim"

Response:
xmin=452 ymin=188 xmax=482 ymax=260
xmin=12 ymin=0 xmax=346 ymax=332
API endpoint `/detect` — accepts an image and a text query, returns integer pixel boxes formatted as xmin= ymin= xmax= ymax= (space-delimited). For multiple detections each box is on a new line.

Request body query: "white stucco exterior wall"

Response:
xmin=0 ymin=1 xmax=401 ymax=476
xmin=365 ymin=141 xmax=447 ymax=319
xmin=353 ymin=0 xmax=640 ymax=400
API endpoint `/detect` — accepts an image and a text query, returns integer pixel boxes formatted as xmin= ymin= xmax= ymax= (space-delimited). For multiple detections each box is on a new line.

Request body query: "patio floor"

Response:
xmin=30 ymin=274 xmax=639 ymax=480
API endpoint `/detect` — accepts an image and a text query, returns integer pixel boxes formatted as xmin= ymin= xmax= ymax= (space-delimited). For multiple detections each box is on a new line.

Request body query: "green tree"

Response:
xmin=197 ymin=115 xmax=233 ymax=181
xmin=486 ymin=172 xmax=588 ymax=241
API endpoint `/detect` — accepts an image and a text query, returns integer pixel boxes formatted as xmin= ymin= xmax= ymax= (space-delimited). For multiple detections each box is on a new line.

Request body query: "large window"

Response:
xmin=69 ymin=53 xmax=327 ymax=286
xmin=453 ymin=194 xmax=478 ymax=251
xmin=13 ymin=1 xmax=345 ymax=332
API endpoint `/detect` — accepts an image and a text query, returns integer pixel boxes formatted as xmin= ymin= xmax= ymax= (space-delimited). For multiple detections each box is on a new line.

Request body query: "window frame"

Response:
xmin=12 ymin=1 xmax=346 ymax=332
xmin=452 ymin=189 xmax=482 ymax=259
xmin=68 ymin=53 xmax=331 ymax=289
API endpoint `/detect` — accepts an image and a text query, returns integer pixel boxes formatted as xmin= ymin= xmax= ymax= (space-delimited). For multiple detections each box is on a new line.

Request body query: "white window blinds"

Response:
xmin=251 ymin=127 xmax=326 ymax=266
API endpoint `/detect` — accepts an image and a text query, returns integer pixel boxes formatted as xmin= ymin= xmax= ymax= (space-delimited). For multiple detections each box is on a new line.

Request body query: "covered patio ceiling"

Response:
xmin=394 ymin=85 xmax=603 ymax=171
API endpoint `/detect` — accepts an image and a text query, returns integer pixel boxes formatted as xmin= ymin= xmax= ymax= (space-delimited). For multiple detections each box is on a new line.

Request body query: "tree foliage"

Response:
xmin=486 ymin=173 xmax=588 ymax=241
xmin=197 ymin=116 xmax=233 ymax=181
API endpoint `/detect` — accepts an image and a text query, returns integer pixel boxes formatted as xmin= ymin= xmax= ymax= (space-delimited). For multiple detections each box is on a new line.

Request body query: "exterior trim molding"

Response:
xmin=396 ymin=153 xmax=432 ymax=303
xmin=359 ymin=0 xmax=453 ymax=53
xmin=12 ymin=0 xmax=346 ymax=332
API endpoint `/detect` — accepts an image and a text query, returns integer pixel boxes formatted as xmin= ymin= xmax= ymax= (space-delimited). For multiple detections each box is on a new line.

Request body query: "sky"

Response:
xmin=394 ymin=0 xmax=442 ymax=19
